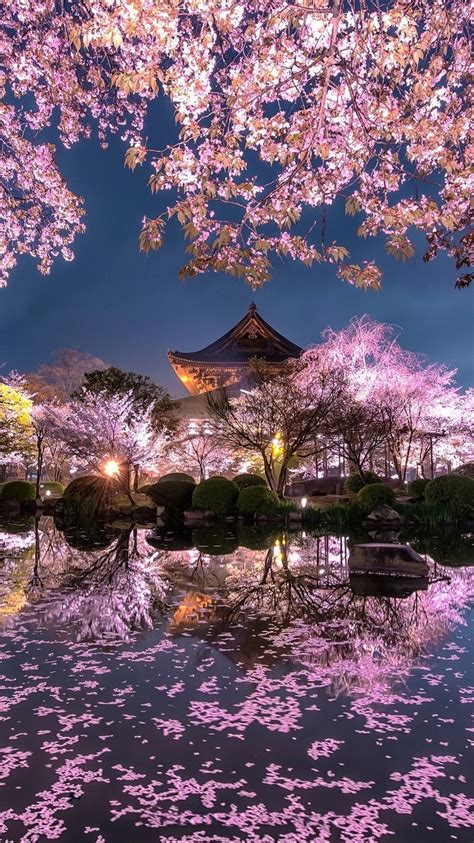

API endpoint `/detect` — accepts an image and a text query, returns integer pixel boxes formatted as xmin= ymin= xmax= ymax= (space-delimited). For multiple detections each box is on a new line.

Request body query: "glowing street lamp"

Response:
xmin=271 ymin=432 xmax=284 ymax=459
xmin=102 ymin=459 xmax=120 ymax=478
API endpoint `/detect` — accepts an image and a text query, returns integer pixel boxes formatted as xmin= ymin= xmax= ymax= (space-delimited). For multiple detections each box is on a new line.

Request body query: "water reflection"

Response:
xmin=0 ymin=518 xmax=473 ymax=841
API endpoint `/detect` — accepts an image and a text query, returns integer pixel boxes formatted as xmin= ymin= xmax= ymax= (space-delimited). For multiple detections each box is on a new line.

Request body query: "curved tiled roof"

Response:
xmin=168 ymin=303 xmax=301 ymax=366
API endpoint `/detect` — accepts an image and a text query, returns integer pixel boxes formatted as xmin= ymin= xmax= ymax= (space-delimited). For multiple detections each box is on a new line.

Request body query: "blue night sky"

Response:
xmin=1 ymin=107 xmax=472 ymax=397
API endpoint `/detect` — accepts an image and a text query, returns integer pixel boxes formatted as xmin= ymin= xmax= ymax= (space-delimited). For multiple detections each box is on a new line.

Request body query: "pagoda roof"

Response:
xmin=168 ymin=303 xmax=301 ymax=366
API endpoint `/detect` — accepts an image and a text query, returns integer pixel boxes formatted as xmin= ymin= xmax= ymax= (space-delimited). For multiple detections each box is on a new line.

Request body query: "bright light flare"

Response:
xmin=103 ymin=459 xmax=120 ymax=478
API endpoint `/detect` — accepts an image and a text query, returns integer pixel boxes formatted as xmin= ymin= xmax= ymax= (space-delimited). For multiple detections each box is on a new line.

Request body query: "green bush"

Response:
xmin=63 ymin=475 xmax=120 ymax=511
xmin=425 ymin=474 xmax=474 ymax=512
xmin=192 ymin=525 xmax=239 ymax=555
xmin=237 ymin=485 xmax=280 ymax=517
xmin=1 ymin=481 xmax=36 ymax=502
xmin=192 ymin=476 xmax=239 ymax=516
xmin=39 ymin=481 xmax=65 ymax=497
xmin=138 ymin=483 xmax=154 ymax=494
xmin=345 ymin=471 xmax=382 ymax=494
xmin=453 ymin=462 xmax=474 ymax=479
xmin=233 ymin=473 xmax=267 ymax=490
xmin=357 ymin=483 xmax=396 ymax=514
xmin=147 ymin=479 xmax=195 ymax=510
xmin=407 ymin=478 xmax=429 ymax=498
xmin=159 ymin=472 xmax=196 ymax=484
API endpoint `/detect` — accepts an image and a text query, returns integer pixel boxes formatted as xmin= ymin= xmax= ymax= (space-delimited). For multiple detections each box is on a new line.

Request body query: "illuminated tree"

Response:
xmin=48 ymin=391 xmax=168 ymax=498
xmin=208 ymin=361 xmax=344 ymax=495
xmin=0 ymin=376 xmax=34 ymax=479
xmin=164 ymin=421 xmax=233 ymax=481
xmin=309 ymin=316 xmax=468 ymax=484
xmin=74 ymin=367 xmax=173 ymax=432
xmin=2 ymin=1 xmax=471 ymax=289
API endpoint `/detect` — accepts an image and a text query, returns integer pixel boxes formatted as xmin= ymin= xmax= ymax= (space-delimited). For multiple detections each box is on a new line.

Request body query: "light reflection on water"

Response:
xmin=0 ymin=517 xmax=473 ymax=841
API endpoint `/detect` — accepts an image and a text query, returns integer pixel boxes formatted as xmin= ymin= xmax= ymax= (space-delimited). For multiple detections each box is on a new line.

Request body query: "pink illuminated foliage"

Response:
xmin=1 ymin=1 xmax=472 ymax=288
xmin=47 ymin=389 xmax=169 ymax=479
xmin=303 ymin=316 xmax=472 ymax=482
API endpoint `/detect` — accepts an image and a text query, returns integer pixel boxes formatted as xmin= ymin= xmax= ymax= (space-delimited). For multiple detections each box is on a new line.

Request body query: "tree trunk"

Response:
xmin=276 ymin=463 xmax=288 ymax=497
xmin=35 ymin=439 xmax=44 ymax=499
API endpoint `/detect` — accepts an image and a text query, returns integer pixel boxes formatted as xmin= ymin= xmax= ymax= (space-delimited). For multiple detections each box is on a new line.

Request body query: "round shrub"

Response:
xmin=159 ymin=472 xmax=196 ymax=484
xmin=192 ymin=476 xmax=239 ymax=516
xmin=407 ymin=478 xmax=429 ymax=498
xmin=345 ymin=471 xmax=382 ymax=494
xmin=425 ymin=474 xmax=474 ymax=512
xmin=453 ymin=462 xmax=474 ymax=478
xmin=1 ymin=481 xmax=36 ymax=502
xmin=63 ymin=475 xmax=120 ymax=510
xmin=147 ymin=479 xmax=195 ymax=511
xmin=237 ymin=485 xmax=280 ymax=517
xmin=192 ymin=525 xmax=239 ymax=556
xmin=356 ymin=483 xmax=396 ymax=515
xmin=233 ymin=473 xmax=267 ymax=490
xmin=39 ymin=481 xmax=64 ymax=497
xmin=138 ymin=484 xmax=153 ymax=494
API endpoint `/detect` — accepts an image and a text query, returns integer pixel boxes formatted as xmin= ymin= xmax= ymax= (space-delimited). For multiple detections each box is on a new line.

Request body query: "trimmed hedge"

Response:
xmin=425 ymin=474 xmax=474 ymax=512
xmin=192 ymin=476 xmax=239 ymax=516
xmin=63 ymin=475 xmax=119 ymax=510
xmin=357 ymin=483 xmax=396 ymax=515
xmin=39 ymin=481 xmax=65 ymax=496
xmin=407 ymin=478 xmax=429 ymax=498
xmin=147 ymin=479 xmax=195 ymax=510
xmin=233 ymin=473 xmax=267 ymax=490
xmin=237 ymin=485 xmax=280 ymax=517
xmin=345 ymin=471 xmax=382 ymax=494
xmin=1 ymin=481 xmax=36 ymax=502
xmin=159 ymin=472 xmax=196 ymax=484
xmin=453 ymin=462 xmax=474 ymax=479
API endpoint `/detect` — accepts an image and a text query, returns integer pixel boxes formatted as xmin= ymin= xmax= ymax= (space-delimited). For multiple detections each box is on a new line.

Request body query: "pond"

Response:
xmin=0 ymin=518 xmax=473 ymax=842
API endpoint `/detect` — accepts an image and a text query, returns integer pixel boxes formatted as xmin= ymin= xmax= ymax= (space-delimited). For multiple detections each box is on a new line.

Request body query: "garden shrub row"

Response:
xmin=147 ymin=479 xmax=195 ymax=510
xmin=232 ymin=473 xmax=267 ymax=490
xmin=0 ymin=481 xmax=36 ymax=501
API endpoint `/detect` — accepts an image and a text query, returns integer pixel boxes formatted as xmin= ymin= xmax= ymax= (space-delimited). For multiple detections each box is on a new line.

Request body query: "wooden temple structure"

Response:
xmin=168 ymin=303 xmax=302 ymax=396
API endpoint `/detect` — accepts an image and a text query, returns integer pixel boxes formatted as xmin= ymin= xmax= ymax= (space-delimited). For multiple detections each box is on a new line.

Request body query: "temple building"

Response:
xmin=168 ymin=303 xmax=302 ymax=396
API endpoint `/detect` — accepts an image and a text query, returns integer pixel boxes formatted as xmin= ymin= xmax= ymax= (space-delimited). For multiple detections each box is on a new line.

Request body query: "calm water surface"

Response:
xmin=0 ymin=518 xmax=473 ymax=842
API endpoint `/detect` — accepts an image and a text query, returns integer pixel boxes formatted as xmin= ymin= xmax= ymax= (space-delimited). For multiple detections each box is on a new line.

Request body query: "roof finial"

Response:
xmin=249 ymin=301 xmax=257 ymax=312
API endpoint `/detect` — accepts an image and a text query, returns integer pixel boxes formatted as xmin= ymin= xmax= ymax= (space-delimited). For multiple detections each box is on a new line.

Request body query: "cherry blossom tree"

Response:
xmin=163 ymin=420 xmax=233 ymax=481
xmin=208 ymin=361 xmax=345 ymax=494
xmin=48 ymin=391 xmax=169 ymax=498
xmin=307 ymin=316 xmax=470 ymax=484
xmin=2 ymin=1 xmax=472 ymax=288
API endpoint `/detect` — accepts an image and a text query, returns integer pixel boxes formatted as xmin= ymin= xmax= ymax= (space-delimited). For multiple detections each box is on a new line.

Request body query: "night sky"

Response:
xmin=1 ymin=104 xmax=472 ymax=396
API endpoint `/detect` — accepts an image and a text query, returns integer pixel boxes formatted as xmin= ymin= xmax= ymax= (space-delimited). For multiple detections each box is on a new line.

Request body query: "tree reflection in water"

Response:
xmin=0 ymin=519 xmax=473 ymax=840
